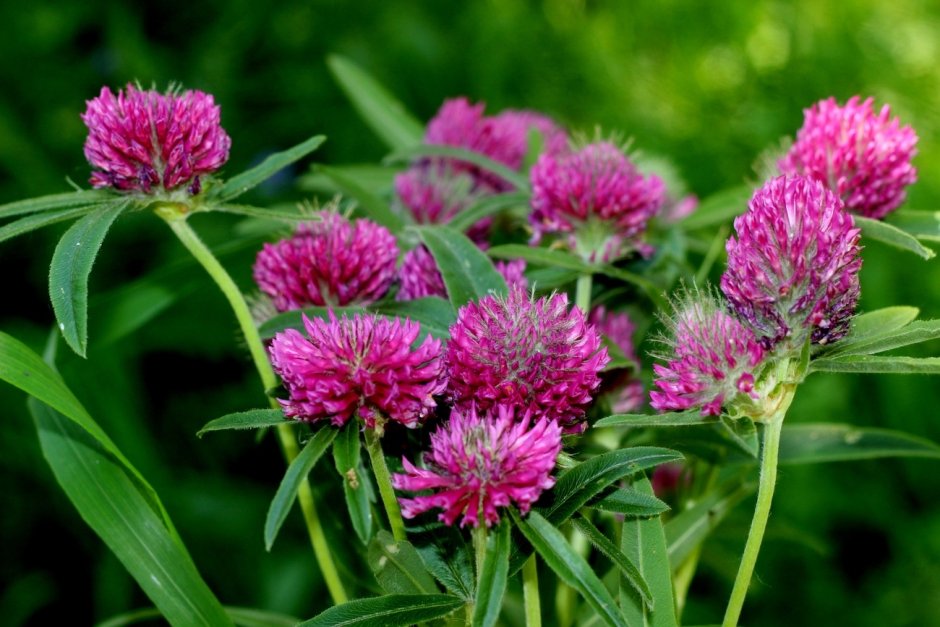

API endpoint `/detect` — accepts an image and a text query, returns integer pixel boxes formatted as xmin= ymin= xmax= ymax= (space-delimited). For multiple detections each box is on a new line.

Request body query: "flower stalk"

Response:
xmin=522 ymin=554 xmax=542 ymax=627
xmin=364 ymin=426 xmax=408 ymax=542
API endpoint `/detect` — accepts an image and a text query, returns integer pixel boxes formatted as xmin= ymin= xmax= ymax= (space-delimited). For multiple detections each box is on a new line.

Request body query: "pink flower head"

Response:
xmin=393 ymin=404 xmax=562 ymax=528
xmin=254 ymin=212 xmax=398 ymax=312
xmin=778 ymin=96 xmax=918 ymax=219
xmin=650 ymin=290 xmax=765 ymax=416
xmin=393 ymin=164 xmax=492 ymax=243
xmin=397 ymin=247 xmax=527 ymax=302
xmin=82 ymin=84 xmax=231 ymax=194
xmin=721 ymin=176 xmax=862 ymax=349
xmin=529 ymin=141 xmax=665 ymax=261
xmin=269 ymin=312 xmax=446 ymax=429
xmin=446 ymin=287 xmax=609 ymax=434
xmin=589 ymin=306 xmax=644 ymax=413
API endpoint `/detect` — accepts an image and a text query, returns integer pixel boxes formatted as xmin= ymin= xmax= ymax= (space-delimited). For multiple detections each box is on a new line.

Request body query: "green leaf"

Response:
xmin=473 ymin=523 xmax=510 ymax=627
xmin=31 ymin=400 xmax=233 ymax=627
xmin=372 ymin=297 xmax=456 ymax=340
xmin=264 ymin=427 xmax=338 ymax=550
xmin=856 ymin=215 xmax=936 ymax=259
xmin=448 ymin=191 xmax=530 ymax=233
xmin=822 ymin=318 xmax=940 ymax=358
xmin=717 ymin=415 xmax=758 ymax=458
xmin=571 ymin=516 xmax=652 ymax=610
xmin=594 ymin=411 xmax=712 ymax=429
xmin=0 ymin=205 xmax=102 ymax=244
xmin=679 ymin=184 xmax=752 ymax=230
xmin=298 ymin=594 xmax=463 ymax=627
xmin=809 ymin=355 xmax=940 ymax=374
xmin=849 ymin=306 xmax=920 ymax=339
xmin=333 ymin=420 xmax=362 ymax=476
xmin=488 ymin=243 xmax=594 ymax=273
xmin=513 ymin=510 xmax=627 ymax=627
xmin=620 ymin=477 xmax=678 ymax=627
xmin=886 ymin=209 xmax=940 ymax=243
xmin=587 ymin=487 xmax=671 ymax=518
xmin=344 ymin=463 xmax=374 ymax=545
xmin=413 ymin=527 xmax=476 ymax=600
xmin=224 ymin=607 xmax=301 ymax=627
xmin=327 ymin=55 xmax=424 ymax=151
xmin=316 ymin=165 xmax=406 ymax=234
xmin=257 ymin=306 xmax=367 ymax=339
xmin=778 ymin=423 xmax=940 ymax=465
xmin=197 ymin=409 xmax=289 ymax=437
xmin=594 ymin=265 xmax=668 ymax=310
xmin=665 ymin=475 xmax=755 ymax=569
xmin=300 ymin=164 xmax=397 ymax=196
xmin=387 ymin=144 xmax=530 ymax=191
xmin=367 ymin=530 xmax=439 ymax=595
xmin=216 ymin=135 xmax=326 ymax=202
xmin=417 ymin=225 xmax=508 ymax=308
xmin=0 ymin=189 xmax=112 ymax=219
xmin=541 ymin=447 xmax=684 ymax=525
xmin=214 ymin=203 xmax=313 ymax=222
xmin=49 ymin=200 xmax=128 ymax=356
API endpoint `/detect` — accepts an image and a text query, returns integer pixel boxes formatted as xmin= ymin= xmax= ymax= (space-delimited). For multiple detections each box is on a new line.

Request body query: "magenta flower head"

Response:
xmin=529 ymin=141 xmax=665 ymax=261
xmin=778 ymin=96 xmax=918 ymax=219
xmin=446 ymin=287 xmax=609 ymax=434
xmin=82 ymin=84 xmax=231 ymax=195
xmin=721 ymin=176 xmax=862 ymax=349
xmin=269 ymin=312 xmax=446 ymax=430
xmin=254 ymin=212 xmax=398 ymax=312
xmin=392 ymin=404 xmax=562 ymax=528
xmin=650 ymin=289 xmax=765 ymax=417
xmin=393 ymin=164 xmax=492 ymax=243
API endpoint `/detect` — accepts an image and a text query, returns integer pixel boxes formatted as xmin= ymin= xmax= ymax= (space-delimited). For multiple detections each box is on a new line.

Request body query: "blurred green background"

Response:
xmin=1 ymin=0 xmax=939 ymax=625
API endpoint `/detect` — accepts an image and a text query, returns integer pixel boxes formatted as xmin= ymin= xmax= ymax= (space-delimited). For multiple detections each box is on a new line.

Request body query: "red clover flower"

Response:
xmin=721 ymin=175 xmax=862 ymax=349
xmin=253 ymin=212 xmax=398 ymax=312
xmin=392 ymin=404 xmax=562 ymax=528
xmin=269 ymin=312 xmax=446 ymax=430
xmin=446 ymin=287 xmax=609 ymax=434
xmin=778 ymin=96 xmax=918 ymax=219
xmin=82 ymin=84 xmax=231 ymax=195
xmin=650 ymin=290 xmax=765 ymax=416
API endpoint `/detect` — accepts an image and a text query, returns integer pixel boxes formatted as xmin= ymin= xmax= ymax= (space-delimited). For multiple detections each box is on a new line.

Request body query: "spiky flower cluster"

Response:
xmin=589 ymin=306 xmax=644 ymax=413
xmin=269 ymin=312 xmax=446 ymax=429
xmin=650 ymin=291 xmax=765 ymax=416
xmin=397 ymin=246 xmax=527 ymax=302
xmin=778 ymin=96 xmax=918 ymax=219
xmin=82 ymin=84 xmax=231 ymax=195
xmin=529 ymin=141 xmax=665 ymax=261
xmin=393 ymin=404 xmax=562 ymax=528
xmin=446 ymin=287 xmax=609 ymax=433
xmin=721 ymin=176 xmax=862 ymax=349
xmin=253 ymin=213 xmax=398 ymax=312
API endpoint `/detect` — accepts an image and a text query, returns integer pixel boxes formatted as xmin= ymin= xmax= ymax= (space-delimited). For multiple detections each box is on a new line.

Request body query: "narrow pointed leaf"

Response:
xmin=98 ymin=606 xmax=299 ymax=627
xmin=448 ymin=191 xmax=530 ymax=232
xmin=620 ymin=477 xmax=678 ymax=627
xmin=809 ymin=355 xmax=940 ymax=374
xmin=513 ymin=510 xmax=627 ymax=627
xmin=856 ymin=215 xmax=936 ymax=259
xmin=595 ymin=411 xmax=712 ymax=429
xmin=49 ymin=200 xmax=128 ymax=356
xmin=822 ymin=319 xmax=940 ymax=358
xmin=265 ymin=427 xmax=338 ymax=550
xmin=849 ymin=306 xmax=920 ymax=339
xmin=258 ymin=305 xmax=366 ymax=339
xmin=412 ymin=526 xmax=476 ymax=600
xmin=215 ymin=203 xmax=312 ymax=222
xmin=0 ymin=189 xmax=111 ymax=219
xmin=387 ymin=144 xmax=530 ymax=191
xmin=367 ymin=530 xmax=438 ymax=595
xmin=571 ymin=516 xmax=652 ymax=610
xmin=344 ymin=464 xmax=374 ymax=545
xmin=198 ymin=409 xmax=289 ymax=437
xmin=0 ymin=205 xmax=101 ymax=244
xmin=31 ymin=400 xmax=233 ymax=627
xmin=327 ymin=55 xmax=424 ymax=151
xmin=216 ymin=135 xmax=326 ymax=201
xmin=473 ymin=522 xmax=510 ymax=627
xmin=587 ymin=487 xmax=671 ymax=518
xmin=887 ymin=209 xmax=940 ymax=242
xmin=665 ymin=476 xmax=755 ymax=569
xmin=300 ymin=163 xmax=397 ymax=196
xmin=333 ymin=420 xmax=362 ymax=476
xmin=317 ymin=165 xmax=405 ymax=234
xmin=779 ymin=423 xmax=940 ymax=465
xmin=488 ymin=244 xmax=593 ymax=273
xmin=417 ymin=225 xmax=507 ymax=308
xmin=541 ymin=447 xmax=683 ymax=524
xmin=298 ymin=594 xmax=463 ymax=627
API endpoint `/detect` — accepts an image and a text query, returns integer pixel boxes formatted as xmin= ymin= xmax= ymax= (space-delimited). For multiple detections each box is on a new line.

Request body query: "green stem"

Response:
xmin=575 ymin=272 xmax=593 ymax=313
xmin=522 ymin=554 xmax=542 ymax=627
xmin=161 ymin=213 xmax=347 ymax=604
xmin=364 ymin=427 xmax=408 ymax=542
xmin=721 ymin=415 xmax=785 ymax=627
xmin=473 ymin=524 xmax=488 ymax=580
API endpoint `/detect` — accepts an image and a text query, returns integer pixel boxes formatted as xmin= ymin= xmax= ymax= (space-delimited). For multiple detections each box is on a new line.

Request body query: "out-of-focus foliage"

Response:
xmin=1 ymin=1 xmax=938 ymax=625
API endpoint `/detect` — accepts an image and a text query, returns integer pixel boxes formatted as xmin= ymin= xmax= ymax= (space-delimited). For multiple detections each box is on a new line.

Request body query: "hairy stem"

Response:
xmin=364 ymin=427 xmax=408 ymax=542
xmin=162 ymin=212 xmax=347 ymax=604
